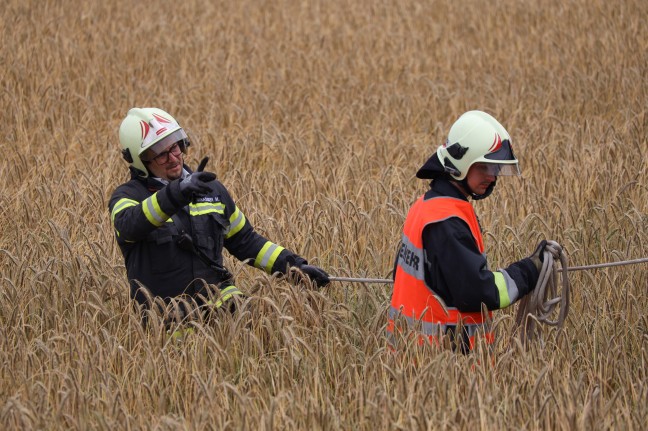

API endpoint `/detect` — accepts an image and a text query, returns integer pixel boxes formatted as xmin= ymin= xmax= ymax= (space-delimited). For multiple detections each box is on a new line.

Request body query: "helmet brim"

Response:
xmin=483 ymin=139 xmax=516 ymax=161
xmin=139 ymin=129 xmax=188 ymax=161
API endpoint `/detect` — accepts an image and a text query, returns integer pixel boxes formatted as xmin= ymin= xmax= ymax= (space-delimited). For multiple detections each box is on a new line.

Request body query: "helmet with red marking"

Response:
xmin=119 ymin=107 xmax=190 ymax=177
xmin=436 ymin=110 xmax=519 ymax=181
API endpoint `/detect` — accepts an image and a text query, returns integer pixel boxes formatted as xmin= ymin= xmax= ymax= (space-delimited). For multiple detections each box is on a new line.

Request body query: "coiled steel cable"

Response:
xmin=513 ymin=240 xmax=569 ymax=343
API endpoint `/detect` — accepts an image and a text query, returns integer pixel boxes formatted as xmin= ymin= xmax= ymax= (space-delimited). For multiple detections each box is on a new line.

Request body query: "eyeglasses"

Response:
xmin=148 ymin=142 xmax=184 ymax=165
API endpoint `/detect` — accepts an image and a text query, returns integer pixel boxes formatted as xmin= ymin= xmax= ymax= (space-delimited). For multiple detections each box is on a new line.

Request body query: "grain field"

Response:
xmin=1 ymin=0 xmax=647 ymax=429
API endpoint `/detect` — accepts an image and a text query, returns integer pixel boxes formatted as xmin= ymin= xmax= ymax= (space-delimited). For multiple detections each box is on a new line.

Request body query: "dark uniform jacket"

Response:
xmin=395 ymin=178 xmax=538 ymax=313
xmin=109 ymin=167 xmax=306 ymax=305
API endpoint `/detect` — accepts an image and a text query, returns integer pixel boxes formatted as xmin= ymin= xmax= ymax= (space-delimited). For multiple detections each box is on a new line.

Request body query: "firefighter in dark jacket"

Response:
xmin=109 ymin=107 xmax=329 ymax=316
xmin=387 ymin=110 xmax=546 ymax=353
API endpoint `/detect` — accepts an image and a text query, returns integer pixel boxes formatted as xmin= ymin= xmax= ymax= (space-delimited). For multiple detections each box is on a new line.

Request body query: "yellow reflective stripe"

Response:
xmin=189 ymin=202 xmax=225 ymax=216
xmin=142 ymin=193 xmax=169 ymax=227
xmin=111 ymin=198 xmax=138 ymax=223
xmin=254 ymin=241 xmax=285 ymax=273
xmin=225 ymin=207 xmax=246 ymax=239
xmin=493 ymin=271 xmax=510 ymax=308
xmin=168 ymin=327 xmax=194 ymax=340
xmin=208 ymin=285 xmax=244 ymax=308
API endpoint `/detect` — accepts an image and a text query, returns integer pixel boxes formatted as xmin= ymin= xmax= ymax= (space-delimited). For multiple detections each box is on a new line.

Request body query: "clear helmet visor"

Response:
xmin=139 ymin=129 xmax=188 ymax=162
xmin=479 ymin=138 xmax=520 ymax=176
xmin=481 ymin=162 xmax=521 ymax=176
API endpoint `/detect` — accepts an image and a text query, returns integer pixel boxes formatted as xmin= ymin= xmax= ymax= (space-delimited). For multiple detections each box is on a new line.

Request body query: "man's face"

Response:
xmin=466 ymin=163 xmax=497 ymax=195
xmin=144 ymin=141 xmax=184 ymax=181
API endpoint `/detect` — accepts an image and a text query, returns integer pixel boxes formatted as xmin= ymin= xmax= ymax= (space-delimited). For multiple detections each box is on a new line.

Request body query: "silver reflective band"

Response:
xmin=389 ymin=306 xmax=447 ymax=336
xmin=397 ymin=234 xmax=425 ymax=281
xmin=258 ymin=243 xmax=279 ymax=269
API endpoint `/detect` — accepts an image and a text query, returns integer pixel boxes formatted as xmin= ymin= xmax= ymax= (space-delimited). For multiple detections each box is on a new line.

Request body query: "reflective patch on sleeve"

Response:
xmin=189 ymin=202 xmax=225 ymax=216
xmin=142 ymin=193 xmax=169 ymax=227
xmin=499 ymin=269 xmax=520 ymax=305
xmin=224 ymin=207 xmax=246 ymax=239
xmin=254 ymin=241 xmax=285 ymax=273
xmin=493 ymin=272 xmax=517 ymax=308
xmin=111 ymin=198 xmax=139 ymax=224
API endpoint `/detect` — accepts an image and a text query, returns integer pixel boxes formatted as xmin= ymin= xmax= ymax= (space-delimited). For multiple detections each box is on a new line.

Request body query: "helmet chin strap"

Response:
xmin=459 ymin=178 xmax=497 ymax=200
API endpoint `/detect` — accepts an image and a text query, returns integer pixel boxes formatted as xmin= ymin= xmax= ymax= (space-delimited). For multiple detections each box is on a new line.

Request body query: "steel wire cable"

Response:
xmin=328 ymin=256 xmax=648 ymax=284
xmin=329 ymin=249 xmax=648 ymax=344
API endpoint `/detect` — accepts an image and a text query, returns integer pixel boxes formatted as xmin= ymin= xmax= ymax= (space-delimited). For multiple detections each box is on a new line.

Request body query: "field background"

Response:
xmin=1 ymin=0 xmax=647 ymax=429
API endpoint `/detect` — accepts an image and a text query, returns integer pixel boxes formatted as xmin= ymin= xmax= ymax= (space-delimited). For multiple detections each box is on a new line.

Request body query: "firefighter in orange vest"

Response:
xmin=388 ymin=110 xmax=546 ymax=353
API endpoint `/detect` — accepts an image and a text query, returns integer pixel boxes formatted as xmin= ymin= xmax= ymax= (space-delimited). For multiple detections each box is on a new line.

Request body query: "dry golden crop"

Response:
xmin=1 ymin=0 xmax=646 ymax=429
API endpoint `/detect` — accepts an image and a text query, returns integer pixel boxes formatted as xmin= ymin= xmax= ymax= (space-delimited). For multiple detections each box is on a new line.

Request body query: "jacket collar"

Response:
xmin=429 ymin=178 xmax=469 ymax=201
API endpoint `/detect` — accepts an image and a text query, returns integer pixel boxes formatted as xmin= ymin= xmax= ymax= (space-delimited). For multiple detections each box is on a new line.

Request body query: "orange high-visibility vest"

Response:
xmin=387 ymin=195 xmax=494 ymax=350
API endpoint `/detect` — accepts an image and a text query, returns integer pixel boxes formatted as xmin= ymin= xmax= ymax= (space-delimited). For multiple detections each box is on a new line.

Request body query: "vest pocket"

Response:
xmin=146 ymin=224 xmax=183 ymax=273
xmin=191 ymin=213 xmax=227 ymax=258
xmin=210 ymin=212 xmax=229 ymax=231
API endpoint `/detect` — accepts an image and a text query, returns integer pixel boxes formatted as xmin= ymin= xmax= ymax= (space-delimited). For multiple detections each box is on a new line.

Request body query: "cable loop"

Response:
xmin=513 ymin=240 xmax=570 ymax=344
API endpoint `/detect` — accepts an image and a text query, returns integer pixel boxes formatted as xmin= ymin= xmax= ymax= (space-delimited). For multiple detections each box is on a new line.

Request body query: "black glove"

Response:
xmin=179 ymin=171 xmax=216 ymax=198
xmin=296 ymin=264 xmax=330 ymax=288
xmin=529 ymin=240 xmax=548 ymax=273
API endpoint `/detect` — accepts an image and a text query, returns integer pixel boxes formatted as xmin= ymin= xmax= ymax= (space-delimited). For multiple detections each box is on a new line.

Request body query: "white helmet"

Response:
xmin=119 ymin=107 xmax=189 ymax=177
xmin=436 ymin=110 xmax=520 ymax=181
